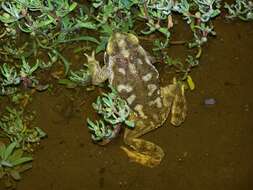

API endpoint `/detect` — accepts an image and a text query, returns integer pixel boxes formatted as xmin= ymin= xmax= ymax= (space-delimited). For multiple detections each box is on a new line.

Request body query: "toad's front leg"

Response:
xmin=85 ymin=51 xmax=110 ymax=86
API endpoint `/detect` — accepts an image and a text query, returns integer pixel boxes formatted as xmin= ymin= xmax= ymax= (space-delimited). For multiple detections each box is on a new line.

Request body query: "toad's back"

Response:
xmin=105 ymin=33 xmax=168 ymax=127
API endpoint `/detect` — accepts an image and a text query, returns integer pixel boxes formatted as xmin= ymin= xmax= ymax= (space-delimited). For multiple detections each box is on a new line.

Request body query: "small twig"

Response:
xmin=170 ymin=40 xmax=187 ymax=45
xmin=138 ymin=36 xmax=186 ymax=45
xmin=143 ymin=1 xmax=149 ymax=20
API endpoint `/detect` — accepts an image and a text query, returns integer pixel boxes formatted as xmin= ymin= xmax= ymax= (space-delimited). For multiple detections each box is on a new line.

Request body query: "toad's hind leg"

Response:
xmin=161 ymin=79 xmax=187 ymax=126
xmin=120 ymin=80 xmax=187 ymax=168
xmin=121 ymin=138 xmax=164 ymax=168
xmin=171 ymin=84 xmax=187 ymax=126
xmin=121 ymin=120 xmax=165 ymax=168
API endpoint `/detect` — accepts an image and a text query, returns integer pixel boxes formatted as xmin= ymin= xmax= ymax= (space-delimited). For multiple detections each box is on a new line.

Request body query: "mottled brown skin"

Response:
xmin=86 ymin=32 xmax=187 ymax=167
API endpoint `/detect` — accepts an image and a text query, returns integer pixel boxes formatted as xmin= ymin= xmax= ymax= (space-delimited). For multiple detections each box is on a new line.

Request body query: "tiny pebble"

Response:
xmin=204 ymin=98 xmax=216 ymax=105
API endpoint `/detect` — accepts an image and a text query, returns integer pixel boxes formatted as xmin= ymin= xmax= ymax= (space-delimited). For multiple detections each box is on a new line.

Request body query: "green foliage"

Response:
xmin=0 ymin=141 xmax=32 ymax=188
xmin=0 ymin=63 xmax=20 ymax=95
xmin=0 ymin=0 xmax=78 ymax=31
xmin=20 ymin=56 xmax=39 ymax=77
xmin=0 ymin=63 xmax=20 ymax=87
xmin=0 ymin=107 xmax=47 ymax=152
xmin=173 ymin=0 xmax=221 ymax=23
xmin=0 ymin=141 xmax=32 ymax=171
xmin=0 ymin=0 xmax=99 ymax=75
xmin=68 ymin=68 xmax=91 ymax=86
xmin=173 ymin=0 xmax=220 ymax=55
xmin=90 ymin=0 xmax=136 ymax=53
xmin=58 ymin=62 xmax=92 ymax=88
xmin=193 ymin=0 xmax=221 ymax=22
xmin=225 ymin=0 xmax=253 ymax=21
xmin=0 ymin=58 xmax=45 ymax=95
xmin=0 ymin=2 xmax=23 ymax=23
xmin=164 ymin=54 xmax=199 ymax=80
xmin=146 ymin=0 xmax=175 ymax=20
xmin=87 ymin=119 xmax=113 ymax=141
xmin=92 ymin=86 xmax=134 ymax=127
xmin=0 ymin=0 xmax=225 ymax=79
xmin=87 ymin=86 xmax=135 ymax=142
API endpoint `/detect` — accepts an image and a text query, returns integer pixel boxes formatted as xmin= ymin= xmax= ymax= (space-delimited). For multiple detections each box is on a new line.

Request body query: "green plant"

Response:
xmin=193 ymin=0 xmax=221 ymax=22
xmin=164 ymin=54 xmax=199 ymax=80
xmin=92 ymin=86 xmax=134 ymax=127
xmin=225 ymin=0 xmax=253 ymax=21
xmin=20 ymin=56 xmax=39 ymax=78
xmin=0 ymin=141 xmax=33 ymax=188
xmin=0 ymin=0 xmax=99 ymax=77
xmin=0 ymin=63 xmax=20 ymax=95
xmin=173 ymin=0 xmax=220 ymax=57
xmin=0 ymin=2 xmax=24 ymax=24
xmin=0 ymin=107 xmax=47 ymax=152
xmin=90 ymin=0 xmax=137 ymax=52
xmin=68 ymin=67 xmax=91 ymax=86
xmin=87 ymin=119 xmax=113 ymax=141
xmin=0 ymin=63 xmax=20 ymax=86
xmin=87 ymin=86 xmax=135 ymax=142
xmin=0 ymin=57 xmax=47 ymax=95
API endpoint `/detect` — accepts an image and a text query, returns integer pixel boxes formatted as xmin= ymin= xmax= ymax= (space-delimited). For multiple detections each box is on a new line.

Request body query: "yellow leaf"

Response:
xmin=187 ymin=75 xmax=195 ymax=90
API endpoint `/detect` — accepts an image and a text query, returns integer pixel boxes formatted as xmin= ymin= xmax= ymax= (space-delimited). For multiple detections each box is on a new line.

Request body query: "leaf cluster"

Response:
xmin=225 ymin=0 xmax=253 ymax=21
xmin=0 ymin=57 xmax=45 ymax=95
xmin=87 ymin=86 xmax=134 ymax=142
xmin=0 ymin=141 xmax=32 ymax=188
xmin=0 ymin=107 xmax=47 ymax=152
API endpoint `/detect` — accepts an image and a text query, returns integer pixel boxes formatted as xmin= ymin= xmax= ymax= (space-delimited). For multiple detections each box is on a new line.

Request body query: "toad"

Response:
xmin=85 ymin=32 xmax=187 ymax=167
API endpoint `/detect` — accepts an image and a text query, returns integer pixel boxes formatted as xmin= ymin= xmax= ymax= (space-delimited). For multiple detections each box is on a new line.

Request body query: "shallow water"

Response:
xmin=1 ymin=16 xmax=253 ymax=190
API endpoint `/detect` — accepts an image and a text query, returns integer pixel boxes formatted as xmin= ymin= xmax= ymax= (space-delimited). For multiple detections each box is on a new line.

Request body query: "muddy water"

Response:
xmin=1 ymin=19 xmax=253 ymax=190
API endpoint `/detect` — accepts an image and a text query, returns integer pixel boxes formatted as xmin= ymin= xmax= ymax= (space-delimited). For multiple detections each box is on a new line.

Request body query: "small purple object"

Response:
xmin=204 ymin=98 xmax=216 ymax=105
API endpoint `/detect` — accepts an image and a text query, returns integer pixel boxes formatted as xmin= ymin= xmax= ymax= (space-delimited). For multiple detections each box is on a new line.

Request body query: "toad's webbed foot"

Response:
xmin=121 ymin=138 xmax=164 ymax=168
